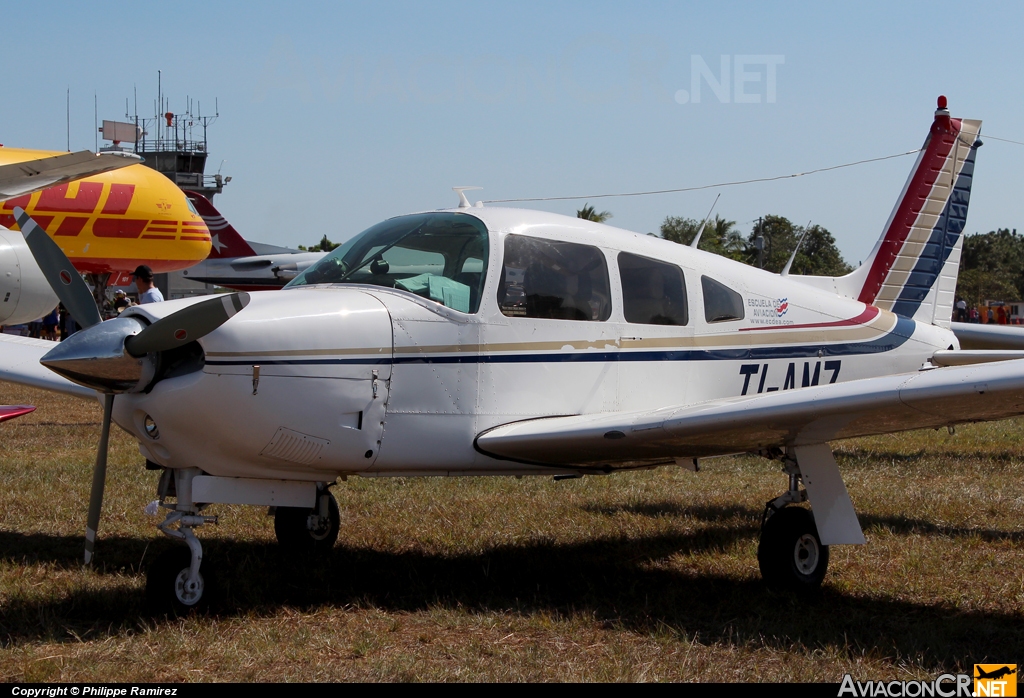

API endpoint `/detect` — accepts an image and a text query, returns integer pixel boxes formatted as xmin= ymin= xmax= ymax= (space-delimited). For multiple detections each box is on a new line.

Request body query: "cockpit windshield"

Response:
xmin=286 ymin=212 xmax=489 ymax=313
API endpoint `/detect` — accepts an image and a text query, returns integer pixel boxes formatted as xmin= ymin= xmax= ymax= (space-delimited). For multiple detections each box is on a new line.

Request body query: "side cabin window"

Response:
xmin=618 ymin=252 xmax=688 ymax=326
xmin=701 ymin=275 xmax=744 ymax=323
xmin=498 ymin=235 xmax=611 ymax=321
xmin=285 ymin=212 xmax=489 ymax=313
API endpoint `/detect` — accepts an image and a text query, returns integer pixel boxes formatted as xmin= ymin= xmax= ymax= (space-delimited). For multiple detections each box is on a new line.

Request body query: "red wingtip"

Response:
xmin=0 ymin=405 xmax=35 ymax=423
xmin=937 ymin=95 xmax=948 ymax=110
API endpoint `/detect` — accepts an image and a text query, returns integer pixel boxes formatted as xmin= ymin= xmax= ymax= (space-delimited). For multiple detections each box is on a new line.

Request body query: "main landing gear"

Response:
xmin=274 ymin=485 xmax=340 ymax=553
xmin=757 ymin=454 xmax=829 ymax=592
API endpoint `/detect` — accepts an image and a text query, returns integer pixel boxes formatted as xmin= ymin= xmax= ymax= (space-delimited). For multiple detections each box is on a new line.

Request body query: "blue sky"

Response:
xmin=5 ymin=1 xmax=1023 ymax=264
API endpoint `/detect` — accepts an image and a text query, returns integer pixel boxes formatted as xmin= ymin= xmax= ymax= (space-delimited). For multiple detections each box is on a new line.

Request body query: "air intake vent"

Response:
xmin=260 ymin=428 xmax=330 ymax=465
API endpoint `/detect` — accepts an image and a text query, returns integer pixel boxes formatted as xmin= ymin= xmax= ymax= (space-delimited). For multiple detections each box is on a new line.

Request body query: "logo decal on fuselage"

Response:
xmin=748 ymin=297 xmax=794 ymax=326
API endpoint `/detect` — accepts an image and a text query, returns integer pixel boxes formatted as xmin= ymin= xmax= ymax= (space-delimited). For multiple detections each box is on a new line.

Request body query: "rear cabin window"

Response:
xmin=701 ymin=275 xmax=744 ymax=323
xmin=618 ymin=252 xmax=688 ymax=326
xmin=498 ymin=235 xmax=611 ymax=321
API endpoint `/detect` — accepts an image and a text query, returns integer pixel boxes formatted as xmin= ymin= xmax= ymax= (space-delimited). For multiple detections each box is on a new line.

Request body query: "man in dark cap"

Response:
xmin=133 ymin=265 xmax=164 ymax=304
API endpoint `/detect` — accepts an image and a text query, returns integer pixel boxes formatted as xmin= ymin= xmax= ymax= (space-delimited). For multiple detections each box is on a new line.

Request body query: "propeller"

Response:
xmin=124 ymin=292 xmax=248 ymax=357
xmin=15 ymin=208 xmax=101 ymax=329
xmin=14 ymin=207 xmax=249 ymax=565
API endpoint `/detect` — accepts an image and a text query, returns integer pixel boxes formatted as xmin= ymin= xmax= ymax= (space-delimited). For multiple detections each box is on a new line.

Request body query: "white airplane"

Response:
xmin=2 ymin=97 xmax=1022 ymax=615
xmin=179 ymin=191 xmax=325 ymax=291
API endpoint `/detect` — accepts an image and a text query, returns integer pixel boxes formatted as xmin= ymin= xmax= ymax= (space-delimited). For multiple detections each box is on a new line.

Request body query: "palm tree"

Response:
xmin=577 ymin=203 xmax=612 ymax=223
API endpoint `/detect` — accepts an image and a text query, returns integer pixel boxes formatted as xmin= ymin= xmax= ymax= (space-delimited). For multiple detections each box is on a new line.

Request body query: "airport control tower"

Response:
xmin=99 ymin=77 xmax=232 ymax=298
xmin=102 ymin=76 xmax=230 ymax=202
xmin=133 ymin=105 xmax=229 ymax=202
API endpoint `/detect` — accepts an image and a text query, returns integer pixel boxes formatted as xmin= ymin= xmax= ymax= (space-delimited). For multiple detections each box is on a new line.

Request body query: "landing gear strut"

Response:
xmin=757 ymin=454 xmax=829 ymax=591
xmin=274 ymin=484 xmax=340 ymax=553
xmin=146 ymin=468 xmax=217 ymax=614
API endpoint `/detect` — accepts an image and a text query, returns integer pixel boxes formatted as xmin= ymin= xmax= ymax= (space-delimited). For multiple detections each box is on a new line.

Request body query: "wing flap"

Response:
xmin=476 ymin=360 xmax=1024 ymax=466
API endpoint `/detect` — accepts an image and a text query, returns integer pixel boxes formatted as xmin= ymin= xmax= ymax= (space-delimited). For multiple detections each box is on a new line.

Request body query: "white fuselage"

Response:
xmin=112 ymin=208 xmax=955 ymax=480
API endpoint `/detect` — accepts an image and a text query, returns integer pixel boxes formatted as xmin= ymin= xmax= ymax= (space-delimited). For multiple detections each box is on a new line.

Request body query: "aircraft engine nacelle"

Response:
xmin=0 ymin=228 xmax=59 ymax=325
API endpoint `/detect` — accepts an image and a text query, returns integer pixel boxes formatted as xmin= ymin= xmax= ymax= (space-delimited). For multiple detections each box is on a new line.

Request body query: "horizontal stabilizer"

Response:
xmin=950 ymin=321 xmax=1024 ymax=350
xmin=932 ymin=349 xmax=1024 ymax=366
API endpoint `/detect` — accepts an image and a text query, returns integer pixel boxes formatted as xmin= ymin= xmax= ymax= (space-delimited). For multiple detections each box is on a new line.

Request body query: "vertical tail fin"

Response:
xmin=184 ymin=191 xmax=257 ymax=259
xmin=845 ymin=97 xmax=981 ymax=328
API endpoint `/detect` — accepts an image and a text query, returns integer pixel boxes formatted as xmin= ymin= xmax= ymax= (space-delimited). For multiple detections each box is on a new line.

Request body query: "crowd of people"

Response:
xmin=0 ymin=265 xmax=163 ymax=341
xmin=954 ymin=297 xmax=1019 ymax=324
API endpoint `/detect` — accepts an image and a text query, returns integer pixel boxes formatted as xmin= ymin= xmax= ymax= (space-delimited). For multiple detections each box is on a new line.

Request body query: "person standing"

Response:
xmin=41 ymin=306 xmax=59 ymax=340
xmin=113 ymin=290 xmax=132 ymax=313
xmin=132 ymin=265 xmax=164 ymax=304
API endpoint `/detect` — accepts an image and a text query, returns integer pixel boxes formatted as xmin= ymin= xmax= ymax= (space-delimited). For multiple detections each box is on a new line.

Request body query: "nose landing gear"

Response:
xmin=146 ymin=545 xmax=214 ymax=615
xmin=145 ymin=468 xmax=218 ymax=615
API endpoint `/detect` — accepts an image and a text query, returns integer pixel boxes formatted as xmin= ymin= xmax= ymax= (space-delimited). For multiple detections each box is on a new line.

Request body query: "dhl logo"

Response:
xmin=0 ymin=181 xmax=210 ymax=242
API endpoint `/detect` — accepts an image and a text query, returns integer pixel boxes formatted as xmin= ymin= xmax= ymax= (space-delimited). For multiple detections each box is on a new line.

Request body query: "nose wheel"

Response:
xmin=757 ymin=506 xmax=829 ymax=591
xmin=274 ymin=487 xmax=340 ymax=553
xmin=146 ymin=546 xmax=214 ymax=615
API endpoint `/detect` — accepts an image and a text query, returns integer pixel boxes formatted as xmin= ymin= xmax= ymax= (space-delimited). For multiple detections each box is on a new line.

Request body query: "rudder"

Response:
xmin=850 ymin=97 xmax=982 ymax=328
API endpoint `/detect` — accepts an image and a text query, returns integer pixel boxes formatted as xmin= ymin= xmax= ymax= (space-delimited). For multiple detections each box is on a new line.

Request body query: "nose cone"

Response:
xmin=41 ymin=316 xmax=150 ymax=392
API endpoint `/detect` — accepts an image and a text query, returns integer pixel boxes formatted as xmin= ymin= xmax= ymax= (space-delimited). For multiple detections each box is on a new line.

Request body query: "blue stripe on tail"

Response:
xmin=891 ymin=141 xmax=979 ymax=318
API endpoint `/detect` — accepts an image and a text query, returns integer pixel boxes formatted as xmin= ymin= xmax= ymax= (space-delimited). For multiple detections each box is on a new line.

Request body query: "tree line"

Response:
xmin=578 ymin=204 xmax=1016 ymax=299
xmin=577 ymin=204 xmax=852 ymax=276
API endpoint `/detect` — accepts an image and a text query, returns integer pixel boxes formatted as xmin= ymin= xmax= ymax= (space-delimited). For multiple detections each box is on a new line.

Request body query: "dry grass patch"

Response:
xmin=1 ymin=384 xmax=1022 ymax=681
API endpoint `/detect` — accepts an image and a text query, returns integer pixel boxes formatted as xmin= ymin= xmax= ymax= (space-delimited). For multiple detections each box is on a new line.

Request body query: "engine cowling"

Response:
xmin=0 ymin=228 xmax=58 ymax=325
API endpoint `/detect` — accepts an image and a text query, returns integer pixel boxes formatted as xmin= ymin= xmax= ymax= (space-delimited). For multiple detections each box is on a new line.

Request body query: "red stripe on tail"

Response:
xmin=857 ymin=117 xmax=962 ymax=304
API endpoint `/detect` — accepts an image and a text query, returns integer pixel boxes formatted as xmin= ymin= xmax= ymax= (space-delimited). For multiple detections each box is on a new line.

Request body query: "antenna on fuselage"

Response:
xmin=781 ymin=220 xmax=812 ymax=276
xmin=453 ymin=186 xmax=483 ymax=209
xmin=689 ymin=193 xmax=721 ymax=249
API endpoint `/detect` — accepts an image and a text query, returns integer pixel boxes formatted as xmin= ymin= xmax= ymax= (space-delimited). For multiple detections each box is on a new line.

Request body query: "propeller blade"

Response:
xmin=13 ymin=207 xmax=102 ymax=329
xmin=124 ymin=292 xmax=249 ymax=357
xmin=84 ymin=393 xmax=114 ymax=566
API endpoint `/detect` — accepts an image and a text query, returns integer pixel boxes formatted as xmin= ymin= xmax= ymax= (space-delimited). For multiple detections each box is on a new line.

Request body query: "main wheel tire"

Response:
xmin=145 ymin=547 xmax=213 ymax=616
xmin=757 ymin=506 xmax=829 ymax=591
xmin=274 ymin=489 xmax=340 ymax=553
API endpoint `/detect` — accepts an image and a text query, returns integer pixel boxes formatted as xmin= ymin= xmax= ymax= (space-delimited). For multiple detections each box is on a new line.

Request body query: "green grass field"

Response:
xmin=1 ymin=384 xmax=1021 ymax=682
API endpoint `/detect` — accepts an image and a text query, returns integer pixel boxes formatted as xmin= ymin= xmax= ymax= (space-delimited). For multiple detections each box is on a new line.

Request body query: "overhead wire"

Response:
xmin=983 ymin=134 xmax=1024 ymax=147
xmin=481 ymin=148 xmax=924 ymax=204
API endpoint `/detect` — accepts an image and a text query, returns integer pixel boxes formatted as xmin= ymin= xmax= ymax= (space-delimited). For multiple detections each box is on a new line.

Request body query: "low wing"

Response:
xmin=0 ymin=150 xmax=142 ymax=200
xmin=0 ymin=334 xmax=95 ymax=398
xmin=476 ymin=360 xmax=1024 ymax=467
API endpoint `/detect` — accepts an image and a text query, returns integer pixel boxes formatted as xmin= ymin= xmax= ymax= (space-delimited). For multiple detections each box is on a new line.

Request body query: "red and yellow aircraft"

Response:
xmin=0 ymin=146 xmax=211 ymax=278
